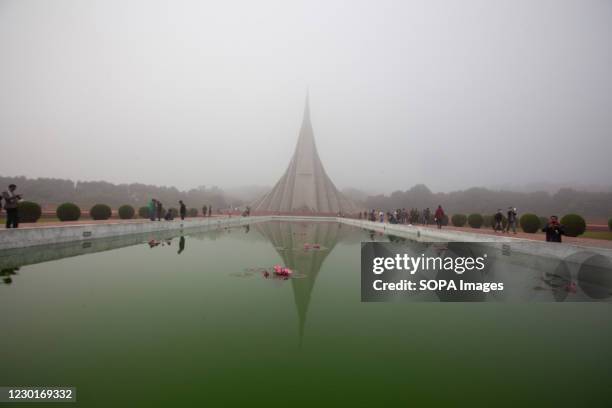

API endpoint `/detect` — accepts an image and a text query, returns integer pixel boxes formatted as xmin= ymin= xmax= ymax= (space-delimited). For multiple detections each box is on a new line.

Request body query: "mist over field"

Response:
xmin=1 ymin=0 xmax=611 ymax=194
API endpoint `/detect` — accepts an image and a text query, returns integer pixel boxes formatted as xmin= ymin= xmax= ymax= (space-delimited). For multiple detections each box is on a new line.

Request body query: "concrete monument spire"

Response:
xmin=252 ymin=94 xmax=359 ymax=214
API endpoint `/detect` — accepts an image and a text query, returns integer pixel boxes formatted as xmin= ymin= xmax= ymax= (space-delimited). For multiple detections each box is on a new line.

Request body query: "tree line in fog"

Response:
xmin=0 ymin=176 xmax=233 ymax=209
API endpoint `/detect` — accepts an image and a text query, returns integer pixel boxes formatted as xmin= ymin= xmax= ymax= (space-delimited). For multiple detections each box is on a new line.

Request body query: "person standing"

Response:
xmin=156 ymin=200 xmax=163 ymax=221
xmin=506 ymin=207 xmax=517 ymax=234
xmin=494 ymin=209 xmax=504 ymax=232
xmin=208 ymin=206 xmax=212 ymax=217
xmin=148 ymin=199 xmax=156 ymax=221
xmin=434 ymin=205 xmax=445 ymax=229
xmin=542 ymin=216 xmax=565 ymax=243
xmin=2 ymin=184 xmax=22 ymax=229
xmin=202 ymin=205 xmax=207 ymax=218
xmin=179 ymin=200 xmax=187 ymax=221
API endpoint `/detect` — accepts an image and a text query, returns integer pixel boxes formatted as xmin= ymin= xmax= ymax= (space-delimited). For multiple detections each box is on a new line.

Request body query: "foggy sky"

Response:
xmin=1 ymin=0 xmax=611 ymax=194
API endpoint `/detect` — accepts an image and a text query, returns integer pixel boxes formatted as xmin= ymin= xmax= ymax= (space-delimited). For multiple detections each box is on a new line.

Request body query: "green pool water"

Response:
xmin=1 ymin=221 xmax=611 ymax=407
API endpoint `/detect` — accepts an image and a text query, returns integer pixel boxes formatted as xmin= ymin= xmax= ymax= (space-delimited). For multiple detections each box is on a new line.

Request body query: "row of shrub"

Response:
xmin=516 ymin=214 xmax=585 ymax=235
xmin=53 ymin=203 xmax=114 ymax=221
xmin=11 ymin=202 xmax=203 ymax=222
xmin=58 ymin=204 xmax=202 ymax=221
xmin=450 ymin=212 xmax=588 ymax=236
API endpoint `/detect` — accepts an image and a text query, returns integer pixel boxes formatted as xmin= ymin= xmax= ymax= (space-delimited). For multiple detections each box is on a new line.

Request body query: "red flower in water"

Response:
xmin=565 ymin=281 xmax=577 ymax=293
xmin=312 ymin=244 xmax=320 ymax=249
xmin=272 ymin=267 xmax=293 ymax=277
xmin=303 ymin=243 xmax=311 ymax=250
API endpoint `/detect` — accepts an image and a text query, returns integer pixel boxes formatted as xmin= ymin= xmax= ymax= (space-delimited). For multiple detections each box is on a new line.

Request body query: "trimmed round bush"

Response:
xmin=56 ymin=203 xmax=81 ymax=221
xmin=138 ymin=206 xmax=150 ymax=219
xmin=608 ymin=218 xmax=612 ymax=231
xmin=451 ymin=214 xmax=467 ymax=227
xmin=168 ymin=207 xmax=178 ymax=218
xmin=520 ymin=213 xmax=541 ymax=233
xmin=467 ymin=213 xmax=483 ymax=229
xmin=187 ymin=208 xmax=198 ymax=217
xmin=17 ymin=201 xmax=42 ymax=223
xmin=561 ymin=214 xmax=586 ymax=237
xmin=118 ymin=205 xmax=135 ymax=220
xmin=90 ymin=204 xmax=112 ymax=220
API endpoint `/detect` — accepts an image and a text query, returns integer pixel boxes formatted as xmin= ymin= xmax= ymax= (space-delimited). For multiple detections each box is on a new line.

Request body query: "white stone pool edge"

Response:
xmin=1 ymin=216 xmax=611 ymax=260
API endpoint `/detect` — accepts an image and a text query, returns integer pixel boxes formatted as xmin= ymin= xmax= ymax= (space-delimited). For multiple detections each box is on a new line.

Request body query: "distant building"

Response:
xmin=252 ymin=94 xmax=358 ymax=214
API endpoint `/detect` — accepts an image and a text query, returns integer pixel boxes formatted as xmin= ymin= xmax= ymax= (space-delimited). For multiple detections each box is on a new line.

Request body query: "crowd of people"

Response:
xmin=147 ymin=198 xmax=214 ymax=221
xmin=493 ymin=207 xmax=518 ymax=234
xmin=358 ymin=203 xmax=569 ymax=243
xmin=359 ymin=205 xmax=446 ymax=229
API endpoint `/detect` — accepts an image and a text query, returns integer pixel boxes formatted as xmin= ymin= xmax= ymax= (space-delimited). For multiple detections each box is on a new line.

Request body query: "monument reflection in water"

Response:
xmin=254 ymin=220 xmax=348 ymax=342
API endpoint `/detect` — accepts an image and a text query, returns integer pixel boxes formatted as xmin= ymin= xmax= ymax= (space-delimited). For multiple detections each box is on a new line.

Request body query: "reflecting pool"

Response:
xmin=1 ymin=221 xmax=611 ymax=407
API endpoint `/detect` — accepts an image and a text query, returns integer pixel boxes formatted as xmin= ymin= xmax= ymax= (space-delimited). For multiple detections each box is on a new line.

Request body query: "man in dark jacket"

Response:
xmin=494 ymin=209 xmax=504 ymax=232
xmin=506 ymin=207 xmax=517 ymax=234
xmin=423 ymin=207 xmax=431 ymax=225
xmin=179 ymin=200 xmax=187 ymax=220
xmin=542 ymin=216 xmax=565 ymax=243
xmin=2 ymin=184 xmax=22 ymax=229
xmin=156 ymin=200 xmax=163 ymax=221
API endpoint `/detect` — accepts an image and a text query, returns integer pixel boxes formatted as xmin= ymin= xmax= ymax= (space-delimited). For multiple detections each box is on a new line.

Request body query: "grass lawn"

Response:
xmin=582 ymin=231 xmax=612 ymax=241
xmin=0 ymin=217 xmax=126 ymax=225
xmin=0 ymin=217 xmax=63 ymax=224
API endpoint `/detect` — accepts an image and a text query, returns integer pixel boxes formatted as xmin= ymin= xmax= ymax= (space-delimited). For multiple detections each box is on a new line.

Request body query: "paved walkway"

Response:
xmin=1 ymin=216 xmax=228 ymax=229
xmin=3 ymin=216 xmax=611 ymax=250
xmin=419 ymin=224 xmax=612 ymax=250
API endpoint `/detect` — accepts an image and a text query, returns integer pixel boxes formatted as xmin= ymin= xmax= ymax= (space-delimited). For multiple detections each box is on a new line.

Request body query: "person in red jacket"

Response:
xmin=434 ymin=205 xmax=445 ymax=229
